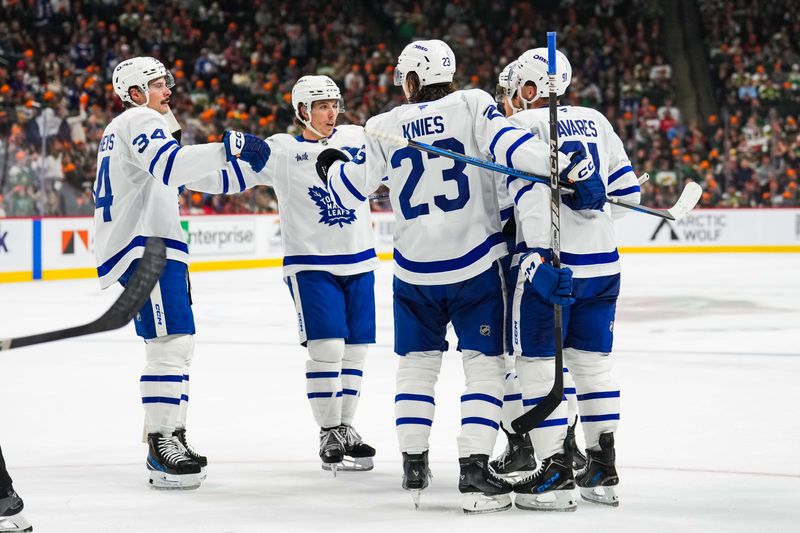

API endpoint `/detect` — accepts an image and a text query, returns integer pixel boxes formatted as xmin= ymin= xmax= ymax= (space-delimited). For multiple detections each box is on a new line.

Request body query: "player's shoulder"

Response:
xmin=332 ymin=124 xmax=365 ymax=143
xmin=267 ymin=132 xmax=297 ymax=148
xmin=112 ymin=107 xmax=165 ymax=135
xmin=509 ymin=108 xmax=547 ymax=128
xmin=561 ymin=104 xmax=608 ymax=123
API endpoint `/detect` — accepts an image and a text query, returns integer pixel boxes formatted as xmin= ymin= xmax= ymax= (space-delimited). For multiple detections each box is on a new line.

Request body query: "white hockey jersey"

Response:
xmin=507 ymin=105 xmax=641 ymax=278
xmin=326 ymin=89 xmax=573 ymax=285
xmin=93 ymin=106 xmax=229 ymax=288
xmin=190 ymin=126 xmax=378 ymax=277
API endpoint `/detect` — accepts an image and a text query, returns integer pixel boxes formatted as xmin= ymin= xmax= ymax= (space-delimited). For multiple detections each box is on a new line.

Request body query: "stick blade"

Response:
xmin=667 ymin=181 xmax=702 ymax=220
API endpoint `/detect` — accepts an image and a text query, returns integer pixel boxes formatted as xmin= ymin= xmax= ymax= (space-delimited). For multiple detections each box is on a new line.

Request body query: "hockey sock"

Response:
xmin=306 ymin=339 xmax=345 ymax=428
xmin=500 ymin=353 xmax=524 ymax=432
xmin=457 ymin=350 xmax=505 ymax=457
xmin=141 ymin=334 xmax=194 ymax=436
xmin=516 ymin=356 xmax=568 ymax=460
xmin=564 ymin=348 xmax=620 ymax=450
xmin=340 ymin=344 xmax=368 ymax=426
xmin=395 ymin=350 xmax=442 ymax=454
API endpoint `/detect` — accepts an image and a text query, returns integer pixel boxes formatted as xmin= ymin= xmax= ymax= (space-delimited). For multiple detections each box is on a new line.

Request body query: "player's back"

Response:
xmin=369 ymin=89 xmax=506 ymax=285
xmin=93 ymin=107 xmax=187 ymax=288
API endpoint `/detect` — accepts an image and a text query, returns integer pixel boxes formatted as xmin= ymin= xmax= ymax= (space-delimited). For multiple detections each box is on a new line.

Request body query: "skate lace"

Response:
xmin=321 ymin=428 xmax=347 ymax=449
xmin=158 ymin=436 xmax=192 ymax=465
xmin=339 ymin=425 xmax=362 ymax=447
xmin=494 ymin=441 xmax=514 ymax=469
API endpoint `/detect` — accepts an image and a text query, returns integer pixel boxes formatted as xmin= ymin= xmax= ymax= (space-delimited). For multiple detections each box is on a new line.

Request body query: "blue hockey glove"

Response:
xmin=223 ymin=131 xmax=270 ymax=172
xmin=560 ymin=147 xmax=595 ymax=183
xmin=315 ymin=148 xmax=349 ymax=185
xmin=520 ymin=251 xmax=575 ymax=306
xmin=559 ymin=150 xmax=605 ymax=211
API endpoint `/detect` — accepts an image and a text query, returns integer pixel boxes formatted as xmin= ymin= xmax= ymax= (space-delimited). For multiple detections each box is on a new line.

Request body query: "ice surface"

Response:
xmin=1 ymin=253 xmax=799 ymax=532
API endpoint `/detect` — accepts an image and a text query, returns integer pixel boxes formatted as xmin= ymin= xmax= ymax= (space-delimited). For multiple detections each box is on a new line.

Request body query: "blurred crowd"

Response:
xmin=0 ymin=0 xmax=798 ymax=219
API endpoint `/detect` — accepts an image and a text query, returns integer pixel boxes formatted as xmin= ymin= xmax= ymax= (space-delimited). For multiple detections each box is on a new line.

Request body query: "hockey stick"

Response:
xmin=511 ymin=32 xmax=563 ymax=435
xmin=362 ymin=134 xmax=702 ymax=221
xmin=0 ymin=237 xmax=167 ymax=351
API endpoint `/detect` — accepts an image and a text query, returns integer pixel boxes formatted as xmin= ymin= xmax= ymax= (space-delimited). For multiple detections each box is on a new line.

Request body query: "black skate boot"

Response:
xmin=319 ymin=427 xmax=346 ymax=476
xmin=0 ymin=487 xmax=33 ymax=533
xmin=146 ymin=432 xmax=202 ymax=490
xmin=402 ymin=451 xmax=431 ymax=510
xmin=323 ymin=425 xmax=375 ymax=472
xmin=564 ymin=419 xmax=587 ymax=470
xmin=173 ymin=428 xmax=207 ymax=480
xmin=514 ymin=452 xmax=577 ymax=512
xmin=489 ymin=426 xmax=537 ymax=480
xmin=458 ymin=454 xmax=513 ymax=514
xmin=576 ymin=432 xmax=619 ymax=507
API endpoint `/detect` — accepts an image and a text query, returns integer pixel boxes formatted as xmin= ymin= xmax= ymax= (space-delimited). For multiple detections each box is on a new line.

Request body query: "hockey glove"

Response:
xmin=520 ymin=251 xmax=575 ymax=306
xmin=315 ymin=148 xmax=349 ymax=185
xmin=223 ymin=130 xmax=270 ymax=173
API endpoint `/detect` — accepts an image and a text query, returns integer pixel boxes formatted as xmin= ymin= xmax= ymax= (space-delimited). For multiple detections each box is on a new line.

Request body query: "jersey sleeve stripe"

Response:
xmin=489 ymin=126 xmax=517 ymax=161
xmin=328 ymin=177 xmax=346 ymax=208
xmin=161 ymin=146 xmax=181 ymax=184
xmin=607 ymin=185 xmax=640 ymax=197
xmin=505 ymin=132 xmax=535 ymax=168
xmin=608 ymin=164 xmax=634 ymax=184
xmin=339 ymin=164 xmax=366 ymax=202
xmin=148 ymin=140 xmax=179 ymax=174
xmin=96 ymin=235 xmax=188 ymax=277
xmin=513 ymin=183 xmax=534 ymax=204
xmin=231 ymin=158 xmax=246 ymax=192
xmin=283 ymin=248 xmax=377 ymax=266
xmin=221 ymin=169 xmax=229 ymax=194
xmin=393 ymin=232 xmax=505 ymax=274
xmin=500 ymin=205 xmax=514 ymax=221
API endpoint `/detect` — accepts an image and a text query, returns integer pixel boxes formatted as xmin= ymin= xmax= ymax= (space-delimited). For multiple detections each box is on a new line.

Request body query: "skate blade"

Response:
xmin=0 ymin=514 xmax=34 ymax=533
xmin=580 ymin=486 xmax=619 ymax=507
xmin=148 ymin=471 xmax=202 ymax=490
xmin=515 ymin=489 xmax=577 ymax=512
xmin=407 ymin=489 xmax=422 ymax=510
xmin=321 ymin=461 xmax=342 ymax=477
xmin=321 ymin=456 xmax=374 ymax=471
xmin=462 ymin=492 xmax=512 ymax=514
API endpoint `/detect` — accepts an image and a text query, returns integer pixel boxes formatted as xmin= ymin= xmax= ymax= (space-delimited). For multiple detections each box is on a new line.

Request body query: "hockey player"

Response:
xmin=94 ymin=56 xmax=269 ymax=490
xmin=505 ymin=48 xmax=640 ymax=510
xmin=316 ymin=39 xmax=604 ymax=513
xmin=189 ymin=75 xmax=378 ymax=474
xmin=0 ymin=446 xmax=31 ymax=533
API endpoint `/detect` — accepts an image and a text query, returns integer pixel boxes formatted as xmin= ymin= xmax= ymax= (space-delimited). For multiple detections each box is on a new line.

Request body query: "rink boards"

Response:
xmin=1 ymin=208 xmax=799 ymax=282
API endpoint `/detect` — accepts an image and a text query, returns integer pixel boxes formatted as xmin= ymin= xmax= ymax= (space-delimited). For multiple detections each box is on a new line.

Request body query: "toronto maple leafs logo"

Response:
xmin=308 ymin=186 xmax=357 ymax=227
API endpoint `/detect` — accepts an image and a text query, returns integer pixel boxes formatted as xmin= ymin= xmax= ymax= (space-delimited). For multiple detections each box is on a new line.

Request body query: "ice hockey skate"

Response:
xmin=458 ymin=454 xmax=513 ymax=514
xmin=489 ymin=427 xmax=537 ymax=481
xmin=146 ymin=432 xmax=202 ymax=490
xmin=576 ymin=432 xmax=619 ymax=507
xmin=0 ymin=488 xmax=32 ymax=533
xmin=319 ymin=427 xmax=346 ymax=476
xmin=321 ymin=425 xmax=375 ymax=472
xmin=402 ymin=451 xmax=431 ymax=510
xmin=514 ymin=452 xmax=577 ymax=512
xmin=173 ymin=428 xmax=207 ymax=481
xmin=564 ymin=419 xmax=587 ymax=470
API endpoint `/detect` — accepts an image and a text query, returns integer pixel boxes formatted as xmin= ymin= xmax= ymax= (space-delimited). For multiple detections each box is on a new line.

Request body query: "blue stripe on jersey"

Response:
xmin=339 ymin=165 xmax=366 ymax=202
xmin=283 ymin=248 xmax=377 ymax=266
xmin=180 ymin=394 xmax=189 ymax=402
xmin=342 ymin=389 xmax=359 ymax=396
xmin=560 ymin=249 xmax=619 ymax=266
xmin=506 ymin=175 xmax=518 ymax=187
xmin=393 ymin=232 xmax=505 ymax=274
xmin=608 ymin=165 xmax=634 ymax=184
xmin=514 ymin=183 xmax=534 ymax=204
xmin=461 ymin=417 xmax=500 ymax=430
xmin=305 ymin=371 xmax=339 ymax=379
xmin=489 ymin=127 xmax=518 ymax=161
xmin=341 ymin=368 xmax=363 ymax=377
xmin=608 ymin=185 xmax=640 ymax=197
xmin=537 ymin=417 xmax=569 ymax=428
xmin=161 ymin=146 xmax=181 ymax=185
xmin=396 ymin=417 xmax=433 ymax=426
xmin=577 ymin=390 xmax=620 ymax=401
xmin=140 ymin=375 xmax=183 ymax=382
xmin=395 ymin=393 xmax=435 ymax=405
xmin=500 ymin=206 xmax=514 ymax=222
xmin=581 ymin=414 xmax=620 ymax=423
xmin=231 ymin=158 xmax=246 ymax=192
xmin=148 ymin=140 xmax=178 ymax=175
xmin=504 ymin=393 xmax=522 ymax=402
xmin=142 ymin=396 xmax=181 ymax=405
xmin=183 ymin=374 xmax=190 ymax=381
xmin=505 ymin=132 xmax=534 ymax=168
xmin=565 ymin=387 xmax=576 ymax=395
xmin=221 ymin=169 xmax=229 ymax=194
xmin=328 ymin=176 xmax=346 ymax=208
xmin=307 ymin=392 xmax=335 ymax=399
xmin=460 ymin=393 xmax=503 ymax=407
xmin=97 ymin=236 xmax=188 ymax=277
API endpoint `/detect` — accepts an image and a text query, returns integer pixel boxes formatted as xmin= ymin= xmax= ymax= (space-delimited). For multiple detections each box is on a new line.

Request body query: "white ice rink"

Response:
xmin=1 ymin=253 xmax=799 ymax=533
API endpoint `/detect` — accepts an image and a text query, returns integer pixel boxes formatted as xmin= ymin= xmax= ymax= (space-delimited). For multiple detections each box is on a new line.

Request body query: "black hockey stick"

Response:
xmin=0 ymin=237 xmax=166 ymax=351
xmin=511 ymin=32 xmax=563 ymax=435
